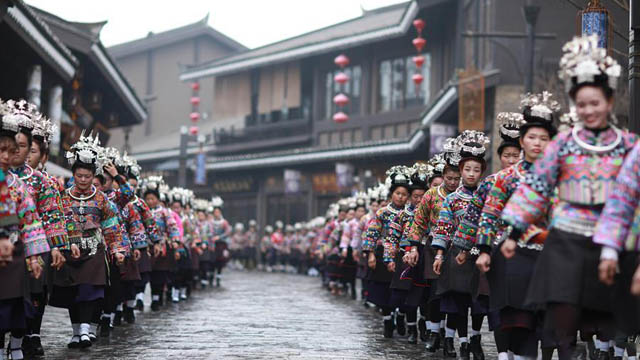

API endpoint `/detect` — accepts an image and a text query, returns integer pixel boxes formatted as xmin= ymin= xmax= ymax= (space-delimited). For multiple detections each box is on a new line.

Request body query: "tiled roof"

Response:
xmin=108 ymin=14 xmax=246 ymax=58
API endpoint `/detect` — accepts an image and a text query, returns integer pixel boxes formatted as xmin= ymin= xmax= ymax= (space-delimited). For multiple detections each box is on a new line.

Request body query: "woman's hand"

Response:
xmin=367 ymin=252 xmax=376 ymax=269
xmin=386 ymin=261 xmax=396 ymax=273
xmin=455 ymin=251 xmax=468 ymax=265
xmin=70 ymin=244 xmax=81 ymax=259
xmin=29 ymin=257 xmax=42 ymax=279
xmin=433 ymin=258 xmax=443 ymax=275
xmin=631 ymin=264 xmax=640 ymax=296
xmin=476 ymin=253 xmax=491 ymax=273
xmin=133 ymin=249 xmax=141 ymax=261
xmin=50 ymin=247 xmax=65 ymax=270
xmin=501 ymin=239 xmax=517 ymax=259
xmin=598 ymin=259 xmax=617 ymax=286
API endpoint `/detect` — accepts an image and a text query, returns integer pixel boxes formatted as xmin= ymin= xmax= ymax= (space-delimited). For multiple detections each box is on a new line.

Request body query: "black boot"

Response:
xmin=30 ymin=336 xmax=44 ymax=356
xmin=395 ymin=313 xmax=406 ymax=336
xmin=135 ymin=299 xmax=144 ymax=311
xmin=124 ymin=307 xmax=136 ymax=324
xmin=113 ymin=310 xmax=122 ymax=326
xmin=407 ymin=325 xmax=418 ymax=344
xmin=425 ymin=331 xmax=441 ymax=353
xmin=470 ymin=335 xmax=485 ymax=360
xmin=151 ymin=300 xmax=160 ymax=312
xmin=99 ymin=317 xmax=111 ymax=337
xmin=443 ymin=337 xmax=456 ymax=358
xmin=597 ymin=350 xmax=611 ymax=360
xmin=383 ymin=318 xmax=394 ymax=338
xmin=460 ymin=342 xmax=471 ymax=360
xmin=418 ymin=318 xmax=428 ymax=342
xmin=22 ymin=335 xmax=33 ymax=356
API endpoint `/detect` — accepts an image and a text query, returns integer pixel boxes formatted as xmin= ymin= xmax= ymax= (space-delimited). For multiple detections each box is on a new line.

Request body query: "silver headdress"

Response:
xmin=428 ymin=153 xmax=447 ymax=175
xmin=497 ymin=112 xmax=525 ymax=140
xmin=443 ymin=137 xmax=462 ymax=166
xmin=520 ymin=91 xmax=561 ymax=122
xmin=558 ymin=35 xmax=621 ymax=92
xmin=0 ymin=99 xmax=19 ymax=133
xmin=121 ymin=152 xmax=142 ymax=178
xmin=65 ymin=131 xmax=106 ymax=175
xmin=211 ymin=196 xmax=224 ymax=209
xmin=411 ymin=162 xmax=431 ymax=183
xmin=457 ymin=130 xmax=490 ymax=159
xmin=558 ymin=106 xmax=579 ymax=132
xmin=140 ymin=175 xmax=165 ymax=195
xmin=3 ymin=99 xmax=39 ymax=131
xmin=32 ymin=116 xmax=55 ymax=145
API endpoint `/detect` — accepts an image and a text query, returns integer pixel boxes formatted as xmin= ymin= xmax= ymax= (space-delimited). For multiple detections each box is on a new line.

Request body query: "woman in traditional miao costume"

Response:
xmin=345 ymin=194 xmax=368 ymax=300
xmin=0 ymin=102 xmax=49 ymax=360
xmin=363 ymin=166 xmax=411 ymax=338
xmin=140 ymin=176 xmax=181 ymax=311
xmin=472 ymin=99 xmax=558 ymax=360
xmin=194 ymin=200 xmax=213 ymax=287
xmin=432 ymin=130 xmax=490 ymax=359
xmin=170 ymin=188 xmax=200 ymax=300
xmin=210 ymin=197 xmax=231 ymax=287
xmin=386 ymin=163 xmax=429 ymax=344
xmin=500 ymin=35 xmax=637 ymax=360
xmin=338 ymin=199 xmax=360 ymax=298
xmin=355 ymin=187 xmax=381 ymax=307
xmin=49 ymin=132 xmax=125 ymax=349
xmin=407 ymin=149 xmax=460 ymax=353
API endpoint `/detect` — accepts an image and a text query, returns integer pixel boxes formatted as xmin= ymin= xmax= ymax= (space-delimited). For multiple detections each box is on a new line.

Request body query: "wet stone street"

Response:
xmin=39 ymin=270 xmax=499 ymax=359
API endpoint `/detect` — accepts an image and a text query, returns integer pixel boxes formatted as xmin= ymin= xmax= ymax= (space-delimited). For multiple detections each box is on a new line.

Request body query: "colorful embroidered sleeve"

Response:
xmin=17 ymin=191 xmax=49 ymax=257
xmin=363 ymin=209 xmax=384 ymax=252
xmin=408 ymin=192 xmax=432 ymax=243
xmin=340 ymin=221 xmax=351 ymax=249
xmin=453 ymin=176 xmax=494 ymax=251
xmin=399 ymin=210 xmax=417 ymax=248
xmin=112 ymin=176 xmax=134 ymax=209
xmin=163 ymin=209 xmax=181 ymax=243
xmin=594 ymin=142 xmax=640 ymax=251
xmin=100 ymin=194 xmax=123 ymax=255
xmin=501 ymin=133 xmax=566 ymax=232
xmin=109 ymin=200 xmax=130 ymax=254
xmin=351 ymin=218 xmax=365 ymax=249
xmin=124 ymin=202 xmax=148 ymax=249
xmin=139 ymin=201 xmax=161 ymax=244
xmin=36 ymin=174 xmax=68 ymax=249
xmin=476 ymin=171 xmax=511 ymax=247
xmin=384 ymin=212 xmax=404 ymax=262
xmin=431 ymin=195 xmax=455 ymax=250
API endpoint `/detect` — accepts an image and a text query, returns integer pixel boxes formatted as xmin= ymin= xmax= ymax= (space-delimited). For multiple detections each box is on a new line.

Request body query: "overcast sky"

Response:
xmin=26 ymin=0 xmax=407 ymax=48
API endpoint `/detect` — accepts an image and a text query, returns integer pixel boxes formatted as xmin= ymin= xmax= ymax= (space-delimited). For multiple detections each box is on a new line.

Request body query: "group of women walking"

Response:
xmin=0 ymin=100 xmax=232 ymax=359
xmin=304 ymin=35 xmax=640 ymax=360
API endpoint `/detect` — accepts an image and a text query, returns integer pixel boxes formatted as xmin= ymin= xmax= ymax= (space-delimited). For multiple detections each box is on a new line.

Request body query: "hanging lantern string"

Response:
xmin=333 ymin=54 xmax=350 ymax=123
xmin=412 ymin=18 xmax=426 ymax=92
xmin=577 ymin=0 xmax=612 ymax=55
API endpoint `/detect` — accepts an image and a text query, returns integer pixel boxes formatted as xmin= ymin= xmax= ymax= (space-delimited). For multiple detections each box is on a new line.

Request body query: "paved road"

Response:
xmin=36 ymin=271 xmax=562 ymax=359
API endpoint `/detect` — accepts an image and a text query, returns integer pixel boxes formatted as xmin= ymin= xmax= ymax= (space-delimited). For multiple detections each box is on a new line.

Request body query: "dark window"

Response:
xmin=378 ymin=54 xmax=431 ymax=112
xmin=320 ymin=65 xmax=362 ymax=120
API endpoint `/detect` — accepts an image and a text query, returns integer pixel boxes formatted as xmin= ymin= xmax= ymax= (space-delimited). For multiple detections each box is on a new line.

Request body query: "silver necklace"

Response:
xmin=436 ymin=185 xmax=447 ymax=200
xmin=18 ymin=164 xmax=33 ymax=181
xmin=7 ymin=173 xmax=16 ymax=187
xmin=455 ymin=186 xmax=473 ymax=201
xmin=513 ymin=160 xmax=526 ymax=180
xmin=68 ymin=185 xmax=97 ymax=201
xmin=572 ymin=123 xmax=622 ymax=153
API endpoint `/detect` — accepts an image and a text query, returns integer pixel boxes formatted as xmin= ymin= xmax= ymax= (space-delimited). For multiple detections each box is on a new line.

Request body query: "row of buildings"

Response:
xmin=4 ymin=0 xmax=631 ymax=229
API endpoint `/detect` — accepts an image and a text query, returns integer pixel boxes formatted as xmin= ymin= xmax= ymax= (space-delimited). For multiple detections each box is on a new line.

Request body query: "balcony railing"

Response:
xmin=213 ymin=117 xmax=312 ymax=146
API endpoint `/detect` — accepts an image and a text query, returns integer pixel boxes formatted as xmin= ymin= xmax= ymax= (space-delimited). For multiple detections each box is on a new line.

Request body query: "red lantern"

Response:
xmin=413 ymin=55 xmax=425 ymax=68
xmin=190 ymin=82 xmax=200 ymax=91
xmin=189 ymin=112 xmax=200 ymax=122
xmin=412 ymin=73 xmax=424 ymax=85
xmin=333 ymin=112 xmax=349 ymax=123
xmin=412 ymin=37 xmax=426 ymax=53
xmin=189 ymin=126 xmax=199 ymax=135
xmin=334 ymin=54 xmax=350 ymax=68
xmin=334 ymin=72 xmax=349 ymax=84
xmin=190 ymin=96 xmax=201 ymax=105
xmin=333 ymin=93 xmax=349 ymax=107
xmin=413 ymin=19 xmax=425 ymax=33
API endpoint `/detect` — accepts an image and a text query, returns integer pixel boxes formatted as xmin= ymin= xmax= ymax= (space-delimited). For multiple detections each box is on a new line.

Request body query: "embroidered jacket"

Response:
xmin=150 ymin=206 xmax=181 ymax=244
xmin=594 ymin=141 xmax=640 ymax=251
xmin=383 ymin=204 xmax=417 ymax=257
xmin=11 ymin=165 xmax=68 ymax=249
xmin=107 ymin=199 xmax=131 ymax=256
xmin=197 ymin=219 xmax=213 ymax=247
xmin=453 ymin=174 xmax=497 ymax=251
xmin=103 ymin=175 xmax=134 ymax=209
xmin=432 ymin=186 xmax=476 ymax=251
xmin=7 ymin=176 xmax=49 ymax=257
xmin=61 ymin=187 xmax=123 ymax=255
xmin=211 ymin=218 xmax=231 ymax=244
xmin=363 ymin=203 xmax=404 ymax=262
xmin=122 ymin=197 xmax=161 ymax=249
xmin=181 ymin=214 xmax=201 ymax=247
xmin=502 ymin=127 xmax=637 ymax=237
xmin=408 ymin=186 xmax=450 ymax=245
xmin=477 ymin=161 xmax=546 ymax=250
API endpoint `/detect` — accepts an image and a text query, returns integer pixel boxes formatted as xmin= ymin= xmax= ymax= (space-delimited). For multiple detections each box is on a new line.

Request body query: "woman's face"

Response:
xmin=391 ymin=187 xmax=409 ymax=208
xmin=369 ymin=201 xmax=380 ymax=214
xmin=12 ymin=133 xmax=30 ymax=167
xmin=145 ymin=193 xmax=159 ymax=208
xmin=520 ymin=127 xmax=551 ymax=163
xmin=443 ymin=169 xmax=461 ymax=193
xmin=74 ymin=167 xmax=95 ymax=192
xmin=410 ymin=189 xmax=426 ymax=207
xmin=346 ymin=209 xmax=355 ymax=220
xmin=0 ymin=139 xmax=16 ymax=171
xmin=429 ymin=176 xmax=443 ymax=189
xmin=355 ymin=207 xmax=366 ymax=219
xmin=575 ymin=85 xmax=613 ymax=130
xmin=499 ymin=146 xmax=521 ymax=169
xmin=461 ymin=160 xmax=483 ymax=187
xmin=213 ymin=208 xmax=222 ymax=218
xmin=28 ymin=141 xmax=42 ymax=169
xmin=171 ymin=202 xmax=183 ymax=214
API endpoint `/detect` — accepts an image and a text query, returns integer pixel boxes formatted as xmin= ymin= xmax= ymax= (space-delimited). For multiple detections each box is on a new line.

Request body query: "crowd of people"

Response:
xmin=230 ymin=35 xmax=640 ymax=360
xmin=0 ymin=100 xmax=235 ymax=359
xmin=2 ymin=33 xmax=640 ymax=360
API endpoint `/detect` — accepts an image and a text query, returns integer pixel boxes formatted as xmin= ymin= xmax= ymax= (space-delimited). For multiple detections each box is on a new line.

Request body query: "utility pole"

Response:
xmin=178 ymin=126 xmax=188 ymax=187
xmin=631 ymin=0 xmax=640 ymax=134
